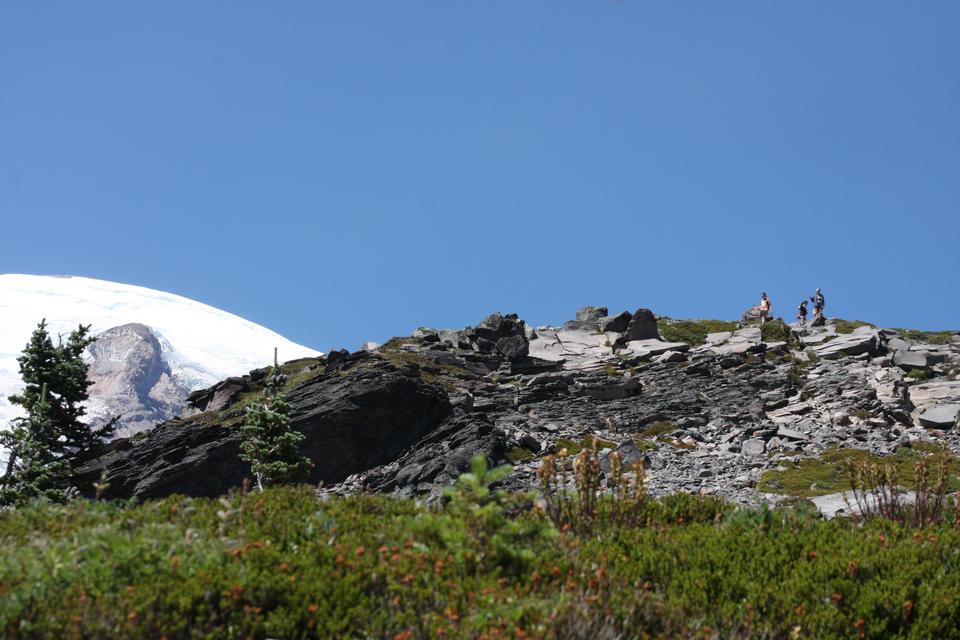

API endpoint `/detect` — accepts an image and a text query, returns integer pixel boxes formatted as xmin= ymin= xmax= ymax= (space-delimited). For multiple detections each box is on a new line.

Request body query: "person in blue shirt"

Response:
xmin=810 ymin=288 xmax=825 ymax=320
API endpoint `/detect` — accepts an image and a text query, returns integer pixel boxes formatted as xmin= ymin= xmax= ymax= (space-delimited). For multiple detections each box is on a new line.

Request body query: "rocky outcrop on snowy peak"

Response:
xmin=85 ymin=324 xmax=191 ymax=437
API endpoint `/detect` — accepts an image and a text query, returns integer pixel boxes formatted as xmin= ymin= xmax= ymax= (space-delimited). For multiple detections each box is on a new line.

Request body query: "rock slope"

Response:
xmin=77 ymin=307 xmax=960 ymax=507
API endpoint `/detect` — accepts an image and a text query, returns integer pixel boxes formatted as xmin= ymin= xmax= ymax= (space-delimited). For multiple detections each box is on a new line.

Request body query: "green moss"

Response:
xmin=640 ymin=421 xmax=676 ymax=438
xmin=659 ymin=319 xmax=738 ymax=347
xmin=832 ymin=319 xmax=874 ymax=334
xmin=506 ymin=447 xmax=535 ymax=463
xmin=758 ymin=446 xmax=960 ymax=498
xmin=908 ymin=368 xmax=931 ymax=381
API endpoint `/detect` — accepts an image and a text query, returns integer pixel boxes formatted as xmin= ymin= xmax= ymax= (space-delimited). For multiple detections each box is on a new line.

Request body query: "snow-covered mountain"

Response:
xmin=0 ymin=274 xmax=322 ymax=437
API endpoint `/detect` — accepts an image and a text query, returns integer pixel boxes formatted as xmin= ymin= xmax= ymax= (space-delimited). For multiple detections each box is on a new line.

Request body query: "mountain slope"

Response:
xmin=0 ymin=274 xmax=321 ymax=435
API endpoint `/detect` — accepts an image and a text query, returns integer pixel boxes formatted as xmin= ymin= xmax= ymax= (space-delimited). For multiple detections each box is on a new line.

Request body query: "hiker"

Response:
xmin=810 ymin=288 xmax=825 ymax=320
xmin=759 ymin=292 xmax=772 ymax=324
xmin=796 ymin=300 xmax=808 ymax=326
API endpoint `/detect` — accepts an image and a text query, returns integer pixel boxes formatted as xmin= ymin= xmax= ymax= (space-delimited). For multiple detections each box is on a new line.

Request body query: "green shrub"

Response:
xmin=2 ymin=468 xmax=960 ymax=638
xmin=908 ymin=368 xmax=931 ymax=381
xmin=416 ymin=456 xmax=556 ymax=576
xmin=659 ymin=319 xmax=737 ymax=346
xmin=759 ymin=318 xmax=800 ymax=347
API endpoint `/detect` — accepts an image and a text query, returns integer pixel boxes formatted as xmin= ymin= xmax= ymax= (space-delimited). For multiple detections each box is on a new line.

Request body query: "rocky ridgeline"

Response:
xmin=77 ymin=307 xmax=960 ymax=510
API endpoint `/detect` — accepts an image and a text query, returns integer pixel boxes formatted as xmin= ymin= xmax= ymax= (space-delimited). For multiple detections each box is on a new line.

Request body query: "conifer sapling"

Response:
xmin=239 ymin=349 xmax=310 ymax=491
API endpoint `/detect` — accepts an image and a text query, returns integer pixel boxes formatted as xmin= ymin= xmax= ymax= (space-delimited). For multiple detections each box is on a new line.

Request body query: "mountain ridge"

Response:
xmin=76 ymin=306 xmax=960 ymax=513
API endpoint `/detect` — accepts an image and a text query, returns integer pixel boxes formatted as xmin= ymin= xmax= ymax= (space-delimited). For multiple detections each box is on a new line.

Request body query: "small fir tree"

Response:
xmin=239 ymin=350 xmax=310 ymax=491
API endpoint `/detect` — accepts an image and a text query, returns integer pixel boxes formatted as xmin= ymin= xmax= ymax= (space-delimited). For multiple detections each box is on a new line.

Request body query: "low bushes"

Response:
xmin=2 ymin=458 xmax=960 ymax=638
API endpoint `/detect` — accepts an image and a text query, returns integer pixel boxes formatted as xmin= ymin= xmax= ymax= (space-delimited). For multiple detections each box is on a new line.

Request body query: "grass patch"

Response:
xmin=832 ymin=319 xmax=874 ymax=334
xmin=658 ymin=319 xmax=737 ymax=346
xmin=632 ymin=437 xmax=659 ymax=452
xmin=908 ymin=368 xmax=932 ymax=381
xmin=758 ymin=446 xmax=960 ymax=498
xmin=894 ymin=328 xmax=958 ymax=345
xmin=379 ymin=348 xmax=477 ymax=390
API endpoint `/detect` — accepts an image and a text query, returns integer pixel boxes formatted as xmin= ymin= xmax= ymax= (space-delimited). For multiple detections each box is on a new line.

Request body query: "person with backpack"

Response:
xmin=759 ymin=292 xmax=772 ymax=324
xmin=810 ymin=288 xmax=825 ymax=320
xmin=796 ymin=300 xmax=808 ymax=326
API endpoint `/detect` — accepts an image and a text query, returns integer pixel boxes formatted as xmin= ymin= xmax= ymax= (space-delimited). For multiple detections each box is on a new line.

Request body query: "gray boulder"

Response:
xmin=741 ymin=438 xmax=766 ymax=456
xmin=600 ymin=311 xmax=632 ymax=333
xmin=918 ymin=404 xmax=960 ymax=429
xmin=576 ymin=306 xmax=608 ymax=322
xmin=624 ymin=308 xmax=659 ymax=341
xmin=893 ymin=349 xmax=930 ymax=371
xmin=563 ymin=306 xmax=609 ymax=330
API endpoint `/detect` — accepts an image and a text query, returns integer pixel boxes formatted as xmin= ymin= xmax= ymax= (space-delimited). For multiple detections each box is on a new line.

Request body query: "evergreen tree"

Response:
xmin=1 ymin=320 xmax=114 ymax=505
xmin=0 ymin=385 xmax=73 ymax=506
xmin=239 ymin=350 xmax=310 ymax=491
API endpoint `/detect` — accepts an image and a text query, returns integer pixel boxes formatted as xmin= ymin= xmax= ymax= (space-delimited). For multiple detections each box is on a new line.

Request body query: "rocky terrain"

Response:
xmin=77 ymin=306 xmax=960 ymax=511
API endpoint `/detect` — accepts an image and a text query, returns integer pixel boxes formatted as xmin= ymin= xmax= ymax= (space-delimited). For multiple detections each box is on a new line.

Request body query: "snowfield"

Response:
xmin=0 ymin=274 xmax=322 ymax=429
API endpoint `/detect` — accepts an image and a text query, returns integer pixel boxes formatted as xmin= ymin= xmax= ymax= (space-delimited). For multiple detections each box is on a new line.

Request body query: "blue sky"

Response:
xmin=2 ymin=2 xmax=958 ymax=351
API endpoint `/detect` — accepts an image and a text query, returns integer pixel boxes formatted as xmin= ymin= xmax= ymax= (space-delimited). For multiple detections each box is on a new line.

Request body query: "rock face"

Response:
xmin=85 ymin=324 xmax=192 ymax=437
xmin=77 ymin=352 xmax=453 ymax=499
xmin=75 ymin=308 xmax=960 ymax=507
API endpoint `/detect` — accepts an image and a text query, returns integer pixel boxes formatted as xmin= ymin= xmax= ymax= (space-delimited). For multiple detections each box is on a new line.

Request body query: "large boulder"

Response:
xmin=740 ymin=306 xmax=763 ymax=325
xmin=893 ymin=349 xmax=931 ymax=371
xmin=563 ymin=306 xmax=608 ymax=330
xmin=624 ymin=308 xmax=659 ymax=341
xmin=813 ymin=331 xmax=879 ymax=358
xmin=918 ymin=405 xmax=960 ymax=429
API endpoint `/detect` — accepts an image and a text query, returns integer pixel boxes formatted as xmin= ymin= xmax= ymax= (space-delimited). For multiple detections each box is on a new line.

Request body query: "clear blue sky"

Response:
xmin=2 ymin=2 xmax=958 ymax=351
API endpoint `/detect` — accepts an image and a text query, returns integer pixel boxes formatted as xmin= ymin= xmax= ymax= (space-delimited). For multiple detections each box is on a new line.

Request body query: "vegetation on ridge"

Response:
xmin=658 ymin=319 xmax=737 ymax=346
xmin=3 ymin=450 xmax=960 ymax=639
